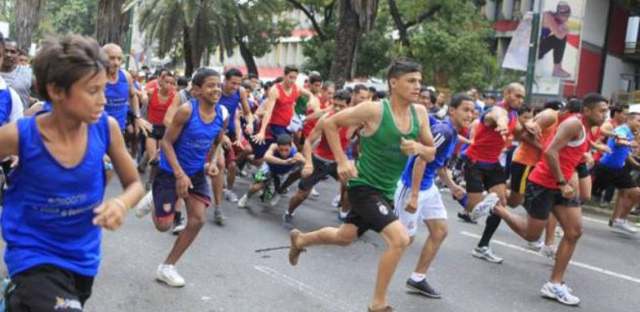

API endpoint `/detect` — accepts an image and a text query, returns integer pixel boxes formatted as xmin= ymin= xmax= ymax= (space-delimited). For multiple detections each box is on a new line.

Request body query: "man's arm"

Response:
xmin=303 ymin=116 xmax=325 ymax=165
xmin=413 ymin=105 xmax=436 ymax=162
xmin=254 ymin=87 xmax=279 ymax=141
xmin=239 ymin=86 xmax=254 ymax=133
xmin=208 ymin=112 xmax=229 ymax=169
xmin=627 ymin=154 xmax=640 ymax=171
xmin=163 ymin=95 xmax=184 ymax=127
xmin=264 ymin=144 xmax=288 ymax=165
xmin=600 ymin=123 xmax=616 ymax=138
xmin=324 ymin=101 xmax=380 ymax=165
xmin=125 ymin=71 xmax=151 ymax=134
xmin=306 ymin=96 xmax=331 ymax=119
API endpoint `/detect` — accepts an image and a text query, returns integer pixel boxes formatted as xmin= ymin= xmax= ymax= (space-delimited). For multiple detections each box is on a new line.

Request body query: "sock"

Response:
xmin=457 ymin=193 xmax=468 ymax=209
xmin=174 ymin=211 xmax=182 ymax=224
xmin=410 ymin=272 xmax=426 ymax=282
xmin=339 ymin=210 xmax=348 ymax=219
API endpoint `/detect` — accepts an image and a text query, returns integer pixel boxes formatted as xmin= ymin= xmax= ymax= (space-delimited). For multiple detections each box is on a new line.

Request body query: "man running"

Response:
xmin=473 ymin=93 xmax=609 ymax=305
xmin=289 ymin=58 xmax=436 ymax=312
xmin=135 ymin=68 xmax=228 ymax=287
xmin=395 ymin=93 xmax=473 ymax=298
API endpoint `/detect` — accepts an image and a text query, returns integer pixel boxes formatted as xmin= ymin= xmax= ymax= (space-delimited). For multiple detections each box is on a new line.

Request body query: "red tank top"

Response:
xmin=148 ymin=88 xmax=175 ymax=125
xmin=269 ymin=83 xmax=299 ymax=126
xmin=302 ymin=98 xmax=331 ymax=138
xmin=529 ymin=116 xmax=590 ymax=189
xmin=314 ymin=112 xmax=350 ymax=161
xmin=466 ymin=102 xmax=518 ymax=163
xmin=581 ymin=126 xmax=601 ymax=163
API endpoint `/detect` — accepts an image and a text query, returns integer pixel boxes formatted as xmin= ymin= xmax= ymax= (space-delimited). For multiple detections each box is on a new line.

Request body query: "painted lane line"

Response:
xmin=581 ymin=215 xmax=609 ymax=225
xmin=460 ymin=231 xmax=640 ymax=284
xmin=254 ymin=265 xmax=357 ymax=312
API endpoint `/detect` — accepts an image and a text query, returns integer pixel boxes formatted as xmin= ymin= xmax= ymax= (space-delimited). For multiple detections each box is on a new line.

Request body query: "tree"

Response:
xmin=96 ymin=0 xmax=131 ymax=46
xmin=45 ymin=0 xmax=97 ymax=36
xmin=14 ymin=0 xmax=47 ymax=52
xmin=387 ymin=0 xmax=442 ymax=47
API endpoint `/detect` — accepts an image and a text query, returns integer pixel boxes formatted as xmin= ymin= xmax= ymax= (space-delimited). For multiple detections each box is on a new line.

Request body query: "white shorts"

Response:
xmin=287 ymin=114 xmax=305 ymax=133
xmin=394 ymin=181 xmax=447 ymax=237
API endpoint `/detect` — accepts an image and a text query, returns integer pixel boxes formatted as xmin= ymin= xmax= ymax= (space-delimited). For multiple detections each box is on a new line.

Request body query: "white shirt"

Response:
xmin=0 ymin=76 xmax=24 ymax=123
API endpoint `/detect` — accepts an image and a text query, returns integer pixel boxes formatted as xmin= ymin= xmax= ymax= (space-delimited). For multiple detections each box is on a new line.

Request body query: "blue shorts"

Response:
xmin=252 ymin=124 xmax=292 ymax=160
xmin=152 ymin=170 xmax=211 ymax=220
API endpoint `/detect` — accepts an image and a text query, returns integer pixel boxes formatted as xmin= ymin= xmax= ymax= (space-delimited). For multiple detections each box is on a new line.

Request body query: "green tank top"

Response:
xmin=294 ymin=95 xmax=309 ymax=116
xmin=349 ymin=99 xmax=420 ymax=200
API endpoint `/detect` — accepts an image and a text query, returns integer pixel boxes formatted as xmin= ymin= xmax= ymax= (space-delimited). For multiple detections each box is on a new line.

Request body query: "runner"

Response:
xmin=592 ymin=104 xmax=628 ymax=206
xmin=237 ymin=134 xmax=305 ymax=208
xmin=292 ymin=73 xmax=323 ymax=147
xmin=0 ymin=34 xmax=144 ymax=310
xmin=473 ymin=93 xmax=609 ymax=306
xmin=0 ymin=34 xmax=23 ymax=125
xmin=395 ymin=93 xmax=473 ymax=298
xmin=144 ymin=71 xmax=179 ymax=176
xmin=135 ymin=68 xmax=228 ymax=287
xmin=459 ymin=83 xmax=525 ymax=263
xmin=288 ymin=58 xmax=436 ymax=312
xmin=592 ymin=112 xmax=640 ymax=234
xmin=282 ymin=90 xmax=352 ymax=228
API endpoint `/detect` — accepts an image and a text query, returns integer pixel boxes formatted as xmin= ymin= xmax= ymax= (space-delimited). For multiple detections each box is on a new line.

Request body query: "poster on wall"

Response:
xmin=503 ymin=12 xmax=533 ymax=71
xmin=535 ymin=0 xmax=585 ymax=83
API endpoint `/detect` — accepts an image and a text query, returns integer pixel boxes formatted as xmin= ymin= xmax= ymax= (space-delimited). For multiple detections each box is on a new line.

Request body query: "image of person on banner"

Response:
xmin=538 ymin=1 xmax=573 ymax=78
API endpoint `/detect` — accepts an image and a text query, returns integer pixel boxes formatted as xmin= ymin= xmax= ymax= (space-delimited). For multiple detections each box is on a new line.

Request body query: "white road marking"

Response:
xmin=581 ymin=215 xmax=609 ymax=225
xmin=254 ymin=265 xmax=357 ymax=312
xmin=460 ymin=231 xmax=640 ymax=284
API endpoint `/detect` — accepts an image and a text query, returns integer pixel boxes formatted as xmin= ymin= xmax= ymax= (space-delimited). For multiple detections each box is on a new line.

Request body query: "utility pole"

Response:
xmin=524 ymin=0 xmax=542 ymax=104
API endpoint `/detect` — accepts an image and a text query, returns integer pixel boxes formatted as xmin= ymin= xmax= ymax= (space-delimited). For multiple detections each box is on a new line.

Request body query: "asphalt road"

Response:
xmin=4 ymin=172 xmax=639 ymax=312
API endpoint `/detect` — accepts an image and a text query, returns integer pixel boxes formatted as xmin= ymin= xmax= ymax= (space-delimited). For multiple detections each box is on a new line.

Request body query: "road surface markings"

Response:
xmin=460 ymin=231 xmax=640 ymax=284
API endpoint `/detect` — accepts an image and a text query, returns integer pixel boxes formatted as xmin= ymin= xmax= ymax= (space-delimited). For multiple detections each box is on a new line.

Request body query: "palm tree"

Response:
xmin=329 ymin=0 xmax=379 ymax=87
xmin=14 ymin=0 xmax=47 ymax=52
xmin=96 ymin=0 xmax=131 ymax=46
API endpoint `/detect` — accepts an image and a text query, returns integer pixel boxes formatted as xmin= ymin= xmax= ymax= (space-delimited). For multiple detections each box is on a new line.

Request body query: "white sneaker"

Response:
xmin=310 ymin=187 xmax=320 ymax=197
xmin=554 ymin=226 xmax=564 ymax=237
xmin=270 ymin=193 xmax=281 ymax=207
xmin=472 ymin=246 xmax=503 ymax=264
xmin=471 ymin=193 xmax=500 ymax=221
xmin=135 ymin=191 xmax=154 ymax=218
xmin=541 ymin=245 xmax=557 ymax=259
xmin=172 ymin=221 xmax=186 ymax=235
xmin=224 ymin=189 xmax=239 ymax=203
xmin=610 ymin=219 xmax=638 ymax=235
xmin=238 ymin=194 xmax=249 ymax=208
xmin=331 ymin=195 xmax=341 ymax=208
xmin=527 ymin=240 xmax=543 ymax=251
xmin=156 ymin=264 xmax=185 ymax=287
xmin=540 ymin=282 xmax=580 ymax=306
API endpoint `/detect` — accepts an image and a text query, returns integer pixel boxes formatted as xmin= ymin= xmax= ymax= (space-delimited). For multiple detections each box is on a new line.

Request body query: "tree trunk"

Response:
xmin=237 ymin=38 xmax=259 ymax=77
xmin=96 ymin=0 xmax=131 ymax=46
xmin=183 ymin=25 xmax=194 ymax=77
xmin=14 ymin=0 xmax=46 ymax=53
xmin=387 ymin=0 xmax=410 ymax=47
xmin=329 ymin=0 xmax=361 ymax=88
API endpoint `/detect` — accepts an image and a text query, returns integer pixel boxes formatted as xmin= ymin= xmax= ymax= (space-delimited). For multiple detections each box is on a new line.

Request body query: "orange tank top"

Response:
xmin=512 ymin=113 xmax=559 ymax=166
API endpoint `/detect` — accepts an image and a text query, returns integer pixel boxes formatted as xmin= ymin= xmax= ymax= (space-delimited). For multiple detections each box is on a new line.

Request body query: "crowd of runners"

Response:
xmin=0 ymin=32 xmax=636 ymax=311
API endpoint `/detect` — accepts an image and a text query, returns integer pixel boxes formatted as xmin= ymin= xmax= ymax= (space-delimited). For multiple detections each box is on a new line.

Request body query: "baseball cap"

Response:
xmin=557 ymin=1 xmax=571 ymax=15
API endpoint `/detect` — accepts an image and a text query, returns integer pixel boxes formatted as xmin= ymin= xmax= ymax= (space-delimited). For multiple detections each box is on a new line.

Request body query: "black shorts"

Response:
xmin=592 ymin=163 xmax=636 ymax=190
xmin=345 ymin=185 xmax=397 ymax=237
xmin=576 ymin=162 xmax=590 ymax=179
xmin=152 ymin=170 xmax=211 ymax=220
xmin=464 ymin=158 xmax=506 ymax=193
xmin=298 ymin=156 xmax=338 ymax=191
xmin=6 ymin=264 xmax=94 ymax=312
xmin=510 ymin=162 xmax=535 ymax=195
xmin=523 ymin=181 xmax=580 ymax=220
xmin=149 ymin=125 xmax=166 ymax=140
xmin=126 ymin=110 xmax=136 ymax=128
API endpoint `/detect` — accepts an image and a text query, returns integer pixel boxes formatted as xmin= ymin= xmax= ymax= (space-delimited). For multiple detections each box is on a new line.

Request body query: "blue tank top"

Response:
xmin=219 ymin=88 xmax=241 ymax=133
xmin=600 ymin=125 xmax=634 ymax=170
xmin=159 ymin=100 xmax=226 ymax=175
xmin=267 ymin=146 xmax=297 ymax=175
xmin=2 ymin=113 xmax=110 ymax=277
xmin=0 ymin=88 xmax=12 ymax=125
xmin=105 ymin=69 xmax=130 ymax=130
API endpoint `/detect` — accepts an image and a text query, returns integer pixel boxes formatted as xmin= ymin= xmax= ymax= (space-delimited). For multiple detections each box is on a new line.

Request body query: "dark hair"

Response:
xmin=241 ymin=81 xmax=252 ymax=90
xmin=141 ymin=65 xmax=150 ymax=71
xmin=517 ymin=104 xmax=532 ymax=115
xmin=533 ymin=107 xmax=544 ymax=116
xmin=420 ymin=86 xmax=429 ymax=93
xmin=0 ymin=32 xmax=4 ymax=50
xmin=543 ymin=100 xmax=564 ymax=111
xmin=177 ymin=76 xmax=189 ymax=87
xmin=566 ymin=94 xmax=580 ymax=101
xmin=582 ymin=93 xmax=608 ymax=111
xmin=192 ymin=68 xmax=220 ymax=87
xmin=248 ymin=73 xmax=258 ymax=80
xmin=309 ymin=73 xmax=323 ymax=85
xmin=284 ymin=65 xmax=299 ymax=75
xmin=368 ymin=86 xmax=377 ymax=94
xmin=322 ymin=81 xmax=335 ymax=91
xmin=34 ymin=34 xmax=109 ymax=102
xmin=276 ymin=134 xmax=293 ymax=145
xmin=274 ymin=77 xmax=284 ymax=84
xmin=346 ymin=87 xmax=353 ymax=94
xmin=566 ymin=99 xmax=582 ymax=113
xmin=375 ymin=90 xmax=387 ymax=100
xmin=334 ymin=89 xmax=351 ymax=104
xmin=353 ymin=84 xmax=368 ymax=95
xmin=428 ymin=92 xmax=437 ymax=104
xmin=450 ymin=93 xmax=473 ymax=109
xmin=224 ymin=68 xmax=243 ymax=80
xmin=387 ymin=58 xmax=422 ymax=86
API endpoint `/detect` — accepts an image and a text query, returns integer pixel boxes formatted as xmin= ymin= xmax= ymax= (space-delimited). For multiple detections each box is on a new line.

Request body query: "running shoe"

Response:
xmin=472 ymin=246 xmax=503 ymax=264
xmin=457 ymin=211 xmax=477 ymax=224
xmin=527 ymin=240 xmax=543 ymax=252
xmin=540 ymin=282 xmax=580 ymax=306
xmin=338 ymin=210 xmax=349 ymax=222
xmin=310 ymin=187 xmax=320 ymax=197
xmin=172 ymin=217 xmax=185 ymax=235
xmin=282 ymin=213 xmax=294 ymax=229
xmin=214 ymin=208 xmax=226 ymax=225
xmin=134 ymin=191 xmax=154 ymax=218
xmin=269 ymin=193 xmax=281 ymax=207
xmin=331 ymin=195 xmax=341 ymax=208
xmin=630 ymin=207 xmax=640 ymax=216
xmin=237 ymin=194 xmax=249 ymax=208
xmin=406 ymin=278 xmax=442 ymax=298
xmin=156 ymin=264 xmax=185 ymax=287
xmin=541 ymin=245 xmax=557 ymax=259
xmin=610 ymin=219 xmax=638 ymax=235
xmin=554 ymin=226 xmax=564 ymax=237
xmin=471 ymin=192 xmax=500 ymax=221
xmin=224 ymin=189 xmax=239 ymax=202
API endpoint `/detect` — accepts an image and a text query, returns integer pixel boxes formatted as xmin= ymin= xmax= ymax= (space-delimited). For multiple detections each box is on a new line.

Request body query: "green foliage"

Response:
xmin=45 ymin=0 xmax=97 ymax=36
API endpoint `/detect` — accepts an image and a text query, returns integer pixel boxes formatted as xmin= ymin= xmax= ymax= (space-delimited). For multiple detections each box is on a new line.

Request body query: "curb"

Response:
xmin=581 ymin=204 xmax=640 ymax=224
